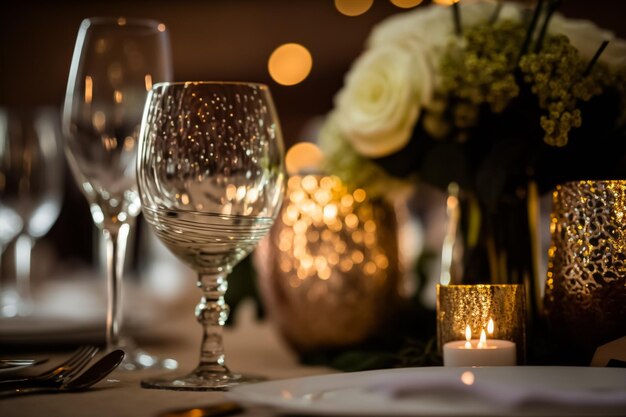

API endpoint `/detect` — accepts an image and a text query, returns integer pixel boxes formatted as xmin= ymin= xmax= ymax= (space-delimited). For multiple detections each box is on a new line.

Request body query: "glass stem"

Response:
xmin=196 ymin=272 xmax=230 ymax=373
xmin=0 ymin=245 xmax=16 ymax=318
xmin=14 ymin=234 xmax=34 ymax=316
xmin=102 ymin=222 xmax=131 ymax=350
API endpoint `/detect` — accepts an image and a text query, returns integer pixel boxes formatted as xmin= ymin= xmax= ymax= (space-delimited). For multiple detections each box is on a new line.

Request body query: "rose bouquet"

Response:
xmin=320 ymin=0 xmax=625 ymax=198
xmin=319 ymin=0 xmax=626 ymax=289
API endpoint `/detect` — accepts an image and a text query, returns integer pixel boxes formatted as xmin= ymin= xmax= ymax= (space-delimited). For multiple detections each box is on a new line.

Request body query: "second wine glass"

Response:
xmin=0 ymin=108 xmax=63 ymax=317
xmin=63 ymin=17 xmax=175 ymax=370
xmin=137 ymin=81 xmax=285 ymax=390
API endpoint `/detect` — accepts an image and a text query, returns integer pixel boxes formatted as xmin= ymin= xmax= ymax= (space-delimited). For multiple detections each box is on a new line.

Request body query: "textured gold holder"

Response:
xmin=544 ymin=180 xmax=626 ymax=355
xmin=437 ymin=284 xmax=526 ymax=364
xmin=255 ymin=174 xmax=401 ymax=352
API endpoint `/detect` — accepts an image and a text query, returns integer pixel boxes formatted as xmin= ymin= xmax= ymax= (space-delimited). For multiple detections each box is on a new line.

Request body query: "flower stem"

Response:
xmin=488 ymin=1 xmax=503 ymax=25
xmin=452 ymin=0 xmax=462 ymax=37
xmin=517 ymin=0 xmax=544 ymax=65
xmin=583 ymin=40 xmax=610 ymax=76
xmin=534 ymin=0 xmax=561 ymax=53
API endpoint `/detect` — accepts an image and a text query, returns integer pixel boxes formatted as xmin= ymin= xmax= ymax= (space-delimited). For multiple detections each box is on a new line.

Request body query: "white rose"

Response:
xmin=368 ymin=4 xmax=449 ymax=48
xmin=318 ymin=111 xmax=412 ymax=199
xmin=334 ymin=40 xmax=433 ymax=158
xmin=549 ymin=14 xmax=626 ymax=68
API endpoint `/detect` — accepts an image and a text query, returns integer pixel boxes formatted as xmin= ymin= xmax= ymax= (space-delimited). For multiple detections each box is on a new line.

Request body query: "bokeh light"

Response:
xmin=335 ymin=0 xmax=374 ymax=17
xmin=268 ymin=43 xmax=313 ymax=86
xmin=390 ymin=0 xmax=423 ymax=8
xmin=285 ymin=142 xmax=324 ymax=175
xmin=277 ymin=174 xmax=390 ymax=284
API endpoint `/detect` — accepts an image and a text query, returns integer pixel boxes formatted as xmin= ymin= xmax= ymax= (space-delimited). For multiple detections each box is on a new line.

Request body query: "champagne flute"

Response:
xmin=0 ymin=108 xmax=63 ymax=317
xmin=63 ymin=17 xmax=174 ymax=370
xmin=137 ymin=82 xmax=285 ymax=390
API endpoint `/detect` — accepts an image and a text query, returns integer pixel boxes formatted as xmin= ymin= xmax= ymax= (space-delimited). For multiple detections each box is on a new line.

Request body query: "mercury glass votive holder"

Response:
xmin=544 ymin=180 xmax=626 ymax=360
xmin=255 ymin=174 xmax=402 ymax=353
xmin=437 ymin=284 xmax=526 ymax=364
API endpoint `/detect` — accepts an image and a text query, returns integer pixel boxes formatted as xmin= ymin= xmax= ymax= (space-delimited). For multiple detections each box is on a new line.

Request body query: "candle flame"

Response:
xmin=487 ymin=318 xmax=494 ymax=335
xmin=477 ymin=329 xmax=487 ymax=349
xmin=464 ymin=325 xmax=472 ymax=348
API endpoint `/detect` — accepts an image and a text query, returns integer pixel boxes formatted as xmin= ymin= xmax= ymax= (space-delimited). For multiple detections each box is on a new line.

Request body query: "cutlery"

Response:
xmin=0 ymin=359 xmax=48 ymax=376
xmin=0 ymin=360 xmax=35 ymax=367
xmin=0 ymin=345 xmax=98 ymax=389
xmin=0 ymin=358 xmax=48 ymax=367
xmin=0 ymin=349 xmax=125 ymax=397
xmin=0 ymin=359 xmax=39 ymax=370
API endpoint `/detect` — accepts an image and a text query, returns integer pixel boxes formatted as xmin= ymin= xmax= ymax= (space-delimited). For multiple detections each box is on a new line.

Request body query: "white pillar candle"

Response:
xmin=443 ymin=324 xmax=516 ymax=366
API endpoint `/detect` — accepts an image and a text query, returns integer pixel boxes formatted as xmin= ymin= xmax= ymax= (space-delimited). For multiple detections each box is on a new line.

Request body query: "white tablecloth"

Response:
xmin=0 ymin=300 xmax=334 ymax=417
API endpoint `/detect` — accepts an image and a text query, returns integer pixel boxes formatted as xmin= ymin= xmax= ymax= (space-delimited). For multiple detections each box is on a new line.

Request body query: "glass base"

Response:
xmin=0 ymin=289 xmax=32 ymax=318
xmin=118 ymin=348 xmax=178 ymax=371
xmin=140 ymin=370 xmax=265 ymax=391
xmin=114 ymin=338 xmax=179 ymax=371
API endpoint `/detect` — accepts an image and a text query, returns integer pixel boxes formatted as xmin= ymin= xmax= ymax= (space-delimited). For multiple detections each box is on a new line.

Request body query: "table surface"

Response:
xmin=3 ymin=285 xmax=624 ymax=417
xmin=0 ymin=298 xmax=335 ymax=417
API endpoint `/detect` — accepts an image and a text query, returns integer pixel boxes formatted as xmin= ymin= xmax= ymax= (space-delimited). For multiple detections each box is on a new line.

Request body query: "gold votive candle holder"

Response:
xmin=437 ymin=284 xmax=526 ymax=364
xmin=255 ymin=174 xmax=402 ymax=353
xmin=544 ymin=180 xmax=626 ymax=358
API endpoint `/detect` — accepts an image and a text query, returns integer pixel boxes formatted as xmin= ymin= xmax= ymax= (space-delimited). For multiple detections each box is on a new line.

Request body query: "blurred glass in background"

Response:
xmin=0 ymin=107 xmax=63 ymax=317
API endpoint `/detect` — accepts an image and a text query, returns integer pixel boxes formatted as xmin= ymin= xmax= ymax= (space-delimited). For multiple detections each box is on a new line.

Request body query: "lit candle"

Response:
xmin=443 ymin=320 xmax=516 ymax=366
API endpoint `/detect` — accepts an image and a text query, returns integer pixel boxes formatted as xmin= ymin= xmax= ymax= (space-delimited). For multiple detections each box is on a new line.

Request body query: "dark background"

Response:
xmin=1 ymin=0 xmax=624 ymax=268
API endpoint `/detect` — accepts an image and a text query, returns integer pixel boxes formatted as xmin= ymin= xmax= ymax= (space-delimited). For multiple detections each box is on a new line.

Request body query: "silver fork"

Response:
xmin=0 ymin=345 xmax=99 ymax=390
xmin=0 ymin=349 xmax=125 ymax=397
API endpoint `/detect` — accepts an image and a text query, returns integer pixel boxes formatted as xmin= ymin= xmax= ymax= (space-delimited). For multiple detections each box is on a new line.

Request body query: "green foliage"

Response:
xmin=318 ymin=112 xmax=410 ymax=199
xmin=520 ymin=35 xmax=616 ymax=146
xmin=300 ymin=250 xmax=442 ymax=372
xmin=224 ymin=254 xmax=265 ymax=326
xmin=301 ymin=336 xmax=442 ymax=373
xmin=436 ymin=18 xmax=624 ymax=148
xmin=440 ymin=20 xmax=524 ymax=116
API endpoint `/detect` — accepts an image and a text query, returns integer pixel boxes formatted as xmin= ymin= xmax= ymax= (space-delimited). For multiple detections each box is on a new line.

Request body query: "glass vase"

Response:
xmin=442 ymin=181 xmax=542 ymax=323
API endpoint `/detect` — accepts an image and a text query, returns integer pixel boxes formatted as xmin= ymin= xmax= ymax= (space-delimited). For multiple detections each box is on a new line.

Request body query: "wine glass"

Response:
xmin=137 ymin=82 xmax=285 ymax=390
xmin=0 ymin=109 xmax=23 ymax=318
xmin=63 ymin=17 xmax=175 ymax=370
xmin=0 ymin=108 xmax=63 ymax=317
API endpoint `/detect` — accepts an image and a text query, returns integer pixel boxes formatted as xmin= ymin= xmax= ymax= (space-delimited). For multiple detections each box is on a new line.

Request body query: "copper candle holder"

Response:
xmin=255 ymin=174 xmax=402 ymax=353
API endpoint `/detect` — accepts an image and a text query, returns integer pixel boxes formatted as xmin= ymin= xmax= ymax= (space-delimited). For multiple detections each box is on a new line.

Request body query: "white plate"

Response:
xmin=227 ymin=367 xmax=626 ymax=416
